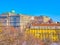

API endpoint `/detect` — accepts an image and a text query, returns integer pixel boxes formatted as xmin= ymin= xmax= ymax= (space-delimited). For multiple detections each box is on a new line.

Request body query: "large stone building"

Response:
xmin=0 ymin=10 xmax=33 ymax=33
xmin=0 ymin=10 xmax=20 ymax=34
xmin=2 ymin=10 xmax=20 ymax=27
xmin=0 ymin=10 xmax=54 ymax=33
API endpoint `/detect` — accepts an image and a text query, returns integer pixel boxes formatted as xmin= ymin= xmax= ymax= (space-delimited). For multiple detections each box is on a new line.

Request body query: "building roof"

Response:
xmin=32 ymin=23 xmax=60 ymax=26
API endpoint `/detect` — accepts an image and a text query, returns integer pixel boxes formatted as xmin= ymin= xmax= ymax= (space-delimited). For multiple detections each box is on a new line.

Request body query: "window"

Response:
xmin=9 ymin=16 xmax=20 ymax=27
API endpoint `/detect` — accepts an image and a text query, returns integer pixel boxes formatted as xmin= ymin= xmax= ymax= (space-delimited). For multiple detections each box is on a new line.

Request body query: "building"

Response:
xmin=2 ymin=10 xmax=20 ymax=27
xmin=20 ymin=14 xmax=33 ymax=32
xmin=0 ymin=10 xmax=21 ymax=35
xmin=0 ymin=15 xmax=7 ymax=26
xmin=0 ymin=10 xmax=60 ymax=45
xmin=33 ymin=16 xmax=53 ymax=24
xmin=25 ymin=16 xmax=60 ymax=42
xmin=43 ymin=16 xmax=51 ymax=23
xmin=8 ymin=14 xmax=20 ymax=27
xmin=25 ymin=23 xmax=60 ymax=42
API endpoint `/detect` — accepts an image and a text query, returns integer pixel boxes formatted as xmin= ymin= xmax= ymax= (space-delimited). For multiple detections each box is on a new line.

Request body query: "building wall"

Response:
xmin=20 ymin=14 xmax=32 ymax=27
xmin=20 ymin=14 xmax=33 ymax=32
xmin=25 ymin=28 xmax=58 ymax=41
xmin=34 ymin=16 xmax=43 ymax=24
xmin=8 ymin=15 xmax=20 ymax=27
xmin=0 ymin=15 xmax=7 ymax=26
xmin=43 ymin=16 xmax=50 ymax=23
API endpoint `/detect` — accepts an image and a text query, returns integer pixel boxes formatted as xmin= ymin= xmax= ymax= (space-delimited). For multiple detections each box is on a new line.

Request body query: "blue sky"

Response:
xmin=0 ymin=0 xmax=60 ymax=22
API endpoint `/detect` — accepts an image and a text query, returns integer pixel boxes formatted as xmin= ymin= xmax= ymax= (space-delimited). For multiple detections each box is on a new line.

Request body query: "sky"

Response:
xmin=0 ymin=0 xmax=60 ymax=22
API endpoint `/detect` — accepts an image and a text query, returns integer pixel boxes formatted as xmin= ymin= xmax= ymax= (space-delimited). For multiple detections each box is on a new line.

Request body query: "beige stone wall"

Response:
xmin=20 ymin=14 xmax=33 ymax=32
xmin=43 ymin=16 xmax=50 ymax=23
xmin=20 ymin=15 xmax=32 ymax=25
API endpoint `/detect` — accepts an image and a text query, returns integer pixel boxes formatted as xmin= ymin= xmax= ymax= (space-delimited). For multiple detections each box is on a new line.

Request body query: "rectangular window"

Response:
xmin=9 ymin=16 xmax=20 ymax=27
xmin=10 ymin=22 xmax=20 ymax=27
